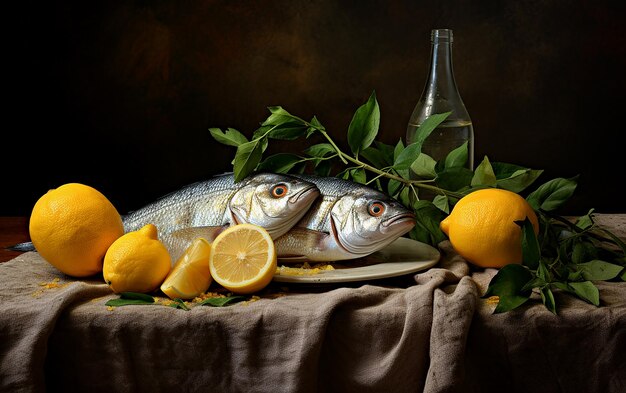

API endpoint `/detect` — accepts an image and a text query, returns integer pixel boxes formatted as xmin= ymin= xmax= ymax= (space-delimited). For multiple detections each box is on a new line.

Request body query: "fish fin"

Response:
xmin=6 ymin=241 xmax=35 ymax=252
xmin=275 ymin=228 xmax=331 ymax=261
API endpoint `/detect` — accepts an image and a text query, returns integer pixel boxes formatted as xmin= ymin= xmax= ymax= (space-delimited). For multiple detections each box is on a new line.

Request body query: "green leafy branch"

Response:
xmin=210 ymin=91 xmax=459 ymax=200
xmin=483 ymin=178 xmax=626 ymax=314
xmin=209 ymin=90 xmax=625 ymax=313
xmin=210 ymin=90 xmax=550 ymax=245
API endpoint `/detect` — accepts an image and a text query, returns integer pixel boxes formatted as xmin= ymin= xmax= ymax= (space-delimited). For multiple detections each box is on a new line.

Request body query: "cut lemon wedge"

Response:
xmin=209 ymin=223 xmax=277 ymax=294
xmin=160 ymin=237 xmax=213 ymax=300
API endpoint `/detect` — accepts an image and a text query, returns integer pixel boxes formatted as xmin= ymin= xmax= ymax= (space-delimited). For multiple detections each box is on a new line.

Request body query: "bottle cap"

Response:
xmin=431 ymin=29 xmax=453 ymax=43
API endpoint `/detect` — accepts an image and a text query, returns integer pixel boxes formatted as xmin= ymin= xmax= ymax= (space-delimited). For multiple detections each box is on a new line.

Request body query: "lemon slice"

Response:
xmin=209 ymin=224 xmax=277 ymax=294
xmin=160 ymin=237 xmax=213 ymax=299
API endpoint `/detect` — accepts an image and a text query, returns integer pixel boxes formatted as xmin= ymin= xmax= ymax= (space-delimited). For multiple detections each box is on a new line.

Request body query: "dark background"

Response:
xmin=3 ymin=1 xmax=625 ymax=217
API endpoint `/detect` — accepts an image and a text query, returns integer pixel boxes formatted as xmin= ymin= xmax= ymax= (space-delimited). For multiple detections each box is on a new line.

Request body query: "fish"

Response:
xmin=273 ymin=175 xmax=416 ymax=262
xmin=9 ymin=172 xmax=320 ymax=265
xmin=122 ymin=172 xmax=320 ymax=263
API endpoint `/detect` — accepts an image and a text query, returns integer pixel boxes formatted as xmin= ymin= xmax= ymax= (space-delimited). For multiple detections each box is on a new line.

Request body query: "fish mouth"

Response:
xmin=289 ymin=185 xmax=320 ymax=205
xmin=382 ymin=212 xmax=416 ymax=229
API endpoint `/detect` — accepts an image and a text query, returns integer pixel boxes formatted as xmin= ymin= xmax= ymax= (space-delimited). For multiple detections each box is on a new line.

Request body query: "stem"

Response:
xmin=316 ymin=128 xmax=464 ymax=199
xmin=540 ymin=210 xmax=621 ymax=246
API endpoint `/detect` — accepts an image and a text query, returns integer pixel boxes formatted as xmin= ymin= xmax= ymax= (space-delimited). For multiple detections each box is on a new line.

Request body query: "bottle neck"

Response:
xmin=426 ymin=38 xmax=460 ymax=98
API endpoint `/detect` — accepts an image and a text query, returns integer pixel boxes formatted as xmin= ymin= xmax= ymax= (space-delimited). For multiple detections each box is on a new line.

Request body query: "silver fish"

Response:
xmin=123 ymin=172 xmax=320 ymax=263
xmin=274 ymin=175 xmax=416 ymax=262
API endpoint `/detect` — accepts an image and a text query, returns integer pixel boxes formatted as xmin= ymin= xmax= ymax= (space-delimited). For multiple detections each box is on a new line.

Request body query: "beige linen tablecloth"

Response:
xmin=1 ymin=215 xmax=625 ymax=393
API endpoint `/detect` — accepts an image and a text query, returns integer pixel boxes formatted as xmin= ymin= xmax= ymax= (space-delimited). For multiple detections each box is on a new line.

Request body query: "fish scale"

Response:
xmin=123 ymin=175 xmax=238 ymax=235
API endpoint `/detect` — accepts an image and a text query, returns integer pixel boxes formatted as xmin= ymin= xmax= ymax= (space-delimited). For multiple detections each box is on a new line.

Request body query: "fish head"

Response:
xmin=330 ymin=190 xmax=416 ymax=257
xmin=229 ymin=172 xmax=320 ymax=239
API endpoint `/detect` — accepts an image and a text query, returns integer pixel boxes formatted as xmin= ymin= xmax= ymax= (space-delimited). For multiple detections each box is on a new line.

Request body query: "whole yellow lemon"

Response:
xmin=440 ymin=188 xmax=539 ymax=268
xmin=103 ymin=224 xmax=171 ymax=293
xmin=29 ymin=183 xmax=125 ymax=277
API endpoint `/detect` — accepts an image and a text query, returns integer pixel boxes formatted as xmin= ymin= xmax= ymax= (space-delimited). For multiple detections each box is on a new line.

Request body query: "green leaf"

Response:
xmin=199 ymin=296 xmax=247 ymax=307
xmin=412 ymin=112 xmax=452 ymax=146
xmin=571 ymin=241 xmax=598 ymax=264
xmin=483 ymin=264 xmax=533 ymax=313
xmin=252 ymin=125 xmax=272 ymax=140
xmin=396 ymin=114 xmax=455 ymax=171
xmin=575 ymin=208 xmax=595 ymax=230
xmin=521 ymin=276 xmax=546 ymax=292
xmin=314 ymin=159 xmax=333 ymax=176
xmin=526 ymin=177 xmax=578 ymax=211
xmin=347 ymin=90 xmax=380 ymax=155
xmin=444 ymin=141 xmax=469 ymax=169
xmin=398 ymin=187 xmax=412 ymax=209
xmin=496 ymin=169 xmax=544 ymax=193
xmin=257 ymin=153 xmax=303 ymax=173
xmin=395 ymin=168 xmax=410 ymax=180
xmin=291 ymin=161 xmax=307 ymax=174
xmin=568 ymin=281 xmax=600 ymax=306
xmin=393 ymin=139 xmax=404 ymax=162
xmin=262 ymin=106 xmax=295 ymax=126
xmin=387 ymin=179 xmax=403 ymax=197
xmin=106 ymin=292 xmax=155 ymax=307
xmin=105 ymin=298 xmax=156 ymax=307
xmin=169 ymin=298 xmax=191 ymax=311
xmin=471 ymin=156 xmax=497 ymax=187
xmin=374 ymin=141 xmax=395 ymax=166
xmin=394 ymin=141 xmax=422 ymax=170
xmin=209 ymin=127 xmax=249 ymax=147
xmin=120 ymin=292 xmax=155 ymax=302
xmin=568 ymin=269 xmax=583 ymax=281
xmin=435 ymin=167 xmax=474 ymax=191
xmin=576 ymin=260 xmax=624 ymax=281
xmin=410 ymin=153 xmax=437 ymax=178
xmin=515 ymin=217 xmax=540 ymax=270
xmin=360 ymin=147 xmax=388 ymax=168
xmin=541 ymin=286 xmax=557 ymax=314
xmin=350 ymin=168 xmax=367 ymax=184
xmin=491 ymin=162 xmax=527 ymax=179
xmin=267 ymin=123 xmax=308 ymax=140
xmin=552 ymin=282 xmax=570 ymax=292
xmin=304 ymin=143 xmax=335 ymax=159
xmin=412 ymin=200 xmax=447 ymax=245
xmin=432 ymin=195 xmax=449 ymax=214
xmin=233 ymin=140 xmax=263 ymax=182
xmin=537 ymin=260 xmax=551 ymax=282
xmin=310 ymin=115 xmax=325 ymax=131
xmin=409 ymin=224 xmax=432 ymax=245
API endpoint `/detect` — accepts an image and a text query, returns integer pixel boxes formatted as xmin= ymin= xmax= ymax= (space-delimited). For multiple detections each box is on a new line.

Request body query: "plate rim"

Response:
xmin=272 ymin=237 xmax=441 ymax=284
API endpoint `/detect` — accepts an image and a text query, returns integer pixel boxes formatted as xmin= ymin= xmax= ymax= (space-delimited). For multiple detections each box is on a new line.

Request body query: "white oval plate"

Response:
xmin=273 ymin=237 xmax=441 ymax=284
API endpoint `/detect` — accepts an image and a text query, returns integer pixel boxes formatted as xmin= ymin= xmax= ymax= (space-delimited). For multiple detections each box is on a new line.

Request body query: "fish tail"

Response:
xmin=6 ymin=241 xmax=35 ymax=252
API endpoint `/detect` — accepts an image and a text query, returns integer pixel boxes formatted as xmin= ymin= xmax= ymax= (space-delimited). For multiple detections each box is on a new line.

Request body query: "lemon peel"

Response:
xmin=440 ymin=188 xmax=539 ymax=268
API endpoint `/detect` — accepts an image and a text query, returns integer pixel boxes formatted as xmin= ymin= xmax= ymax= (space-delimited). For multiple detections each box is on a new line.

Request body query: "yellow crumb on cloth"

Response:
xmin=31 ymin=278 xmax=70 ymax=298
xmin=240 ymin=295 xmax=261 ymax=306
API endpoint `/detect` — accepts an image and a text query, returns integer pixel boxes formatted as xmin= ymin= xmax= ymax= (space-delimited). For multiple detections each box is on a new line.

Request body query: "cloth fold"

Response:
xmin=1 ymin=213 xmax=625 ymax=393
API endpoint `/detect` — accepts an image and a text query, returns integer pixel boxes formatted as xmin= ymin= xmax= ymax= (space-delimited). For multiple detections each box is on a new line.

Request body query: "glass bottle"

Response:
xmin=406 ymin=28 xmax=474 ymax=171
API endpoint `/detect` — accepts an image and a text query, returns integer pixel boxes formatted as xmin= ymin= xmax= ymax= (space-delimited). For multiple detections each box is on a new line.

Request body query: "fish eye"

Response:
xmin=368 ymin=202 xmax=385 ymax=217
xmin=271 ymin=184 xmax=288 ymax=198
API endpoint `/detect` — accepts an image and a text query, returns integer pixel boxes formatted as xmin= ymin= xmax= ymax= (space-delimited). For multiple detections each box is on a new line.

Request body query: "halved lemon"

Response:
xmin=209 ymin=224 xmax=277 ymax=294
xmin=160 ymin=237 xmax=213 ymax=299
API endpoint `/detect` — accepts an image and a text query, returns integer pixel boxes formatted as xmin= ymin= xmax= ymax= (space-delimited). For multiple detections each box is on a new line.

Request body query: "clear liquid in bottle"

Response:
xmin=407 ymin=120 xmax=474 ymax=167
xmin=406 ymin=28 xmax=474 ymax=183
